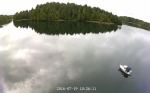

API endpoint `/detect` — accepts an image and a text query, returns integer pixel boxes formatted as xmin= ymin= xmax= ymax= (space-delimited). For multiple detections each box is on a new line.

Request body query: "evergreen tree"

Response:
xmin=13 ymin=2 xmax=122 ymax=24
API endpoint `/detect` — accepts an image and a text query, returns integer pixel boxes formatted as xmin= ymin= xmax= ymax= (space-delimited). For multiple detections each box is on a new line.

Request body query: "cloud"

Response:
xmin=0 ymin=23 xmax=150 ymax=93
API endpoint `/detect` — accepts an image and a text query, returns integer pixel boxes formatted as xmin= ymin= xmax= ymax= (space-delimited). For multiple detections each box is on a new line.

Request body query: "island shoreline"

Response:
xmin=15 ymin=19 xmax=114 ymax=25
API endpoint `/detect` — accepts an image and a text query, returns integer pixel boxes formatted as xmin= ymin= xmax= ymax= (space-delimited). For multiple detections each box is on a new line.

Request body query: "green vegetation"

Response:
xmin=13 ymin=2 xmax=150 ymax=31
xmin=0 ymin=15 xmax=12 ymax=26
xmin=13 ymin=2 xmax=122 ymax=25
xmin=120 ymin=16 xmax=150 ymax=30
xmin=13 ymin=21 xmax=118 ymax=35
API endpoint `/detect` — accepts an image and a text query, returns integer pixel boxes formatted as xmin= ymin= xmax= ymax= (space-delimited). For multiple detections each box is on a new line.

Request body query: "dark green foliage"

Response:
xmin=0 ymin=15 xmax=12 ymax=26
xmin=120 ymin=16 xmax=150 ymax=31
xmin=13 ymin=2 xmax=122 ymax=25
xmin=13 ymin=21 xmax=118 ymax=35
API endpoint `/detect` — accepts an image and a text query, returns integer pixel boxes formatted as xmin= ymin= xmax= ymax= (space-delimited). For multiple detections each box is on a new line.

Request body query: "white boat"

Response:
xmin=119 ymin=65 xmax=132 ymax=76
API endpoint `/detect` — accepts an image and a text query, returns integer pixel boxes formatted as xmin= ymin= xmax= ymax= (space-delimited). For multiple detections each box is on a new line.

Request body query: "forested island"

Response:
xmin=120 ymin=16 xmax=150 ymax=30
xmin=13 ymin=2 xmax=122 ymax=25
xmin=13 ymin=2 xmax=150 ymax=31
xmin=0 ymin=15 xmax=12 ymax=27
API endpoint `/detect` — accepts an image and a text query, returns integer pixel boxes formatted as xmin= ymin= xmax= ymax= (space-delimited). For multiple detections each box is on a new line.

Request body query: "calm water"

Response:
xmin=0 ymin=21 xmax=150 ymax=93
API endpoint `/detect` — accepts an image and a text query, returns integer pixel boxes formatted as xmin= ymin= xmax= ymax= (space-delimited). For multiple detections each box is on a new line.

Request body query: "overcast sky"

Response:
xmin=0 ymin=0 xmax=150 ymax=22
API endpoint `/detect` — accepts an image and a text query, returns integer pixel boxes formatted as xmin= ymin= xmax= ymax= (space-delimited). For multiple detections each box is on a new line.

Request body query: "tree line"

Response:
xmin=0 ymin=15 xmax=12 ymax=26
xmin=13 ymin=2 xmax=122 ymax=25
xmin=120 ymin=16 xmax=150 ymax=30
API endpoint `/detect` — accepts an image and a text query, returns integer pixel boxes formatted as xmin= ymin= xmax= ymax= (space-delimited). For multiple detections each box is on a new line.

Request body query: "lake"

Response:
xmin=0 ymin=21 xmax=150 ymax=93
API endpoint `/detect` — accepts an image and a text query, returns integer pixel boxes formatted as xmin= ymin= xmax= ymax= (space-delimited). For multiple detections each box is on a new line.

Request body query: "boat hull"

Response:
xmin=119 ymin=65 xmax=132 ymax=76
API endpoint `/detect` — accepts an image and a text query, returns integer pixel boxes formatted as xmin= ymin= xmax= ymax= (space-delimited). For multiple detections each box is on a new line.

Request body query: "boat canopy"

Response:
xmin=126 ymin=66 xmax=131 ymax=72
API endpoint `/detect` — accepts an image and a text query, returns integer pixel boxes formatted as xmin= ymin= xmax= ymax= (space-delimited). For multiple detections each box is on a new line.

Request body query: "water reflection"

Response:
xmin=13 ymin=21 xmax=119 ymax=35
xmin=0 ymin=22 xmax=150 ymax=93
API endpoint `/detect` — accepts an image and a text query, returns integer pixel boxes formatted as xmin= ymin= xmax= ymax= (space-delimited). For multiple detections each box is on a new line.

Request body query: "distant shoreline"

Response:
xmin=0 ymin=15 xmax=12 ymax=27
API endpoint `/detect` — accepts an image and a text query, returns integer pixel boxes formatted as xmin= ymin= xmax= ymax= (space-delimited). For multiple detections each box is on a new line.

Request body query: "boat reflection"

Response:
xmin=118 ymin=68 xmax=130 ymax=78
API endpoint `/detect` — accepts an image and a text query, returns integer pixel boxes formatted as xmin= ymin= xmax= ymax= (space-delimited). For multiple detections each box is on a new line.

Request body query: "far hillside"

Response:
xmin=0 ymin=15 xmax=12 ymax=27
xmin=120 ymin=16 xmax=150 ymax=31
xmin=13 ymin=2 xmax=122 ymax=25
